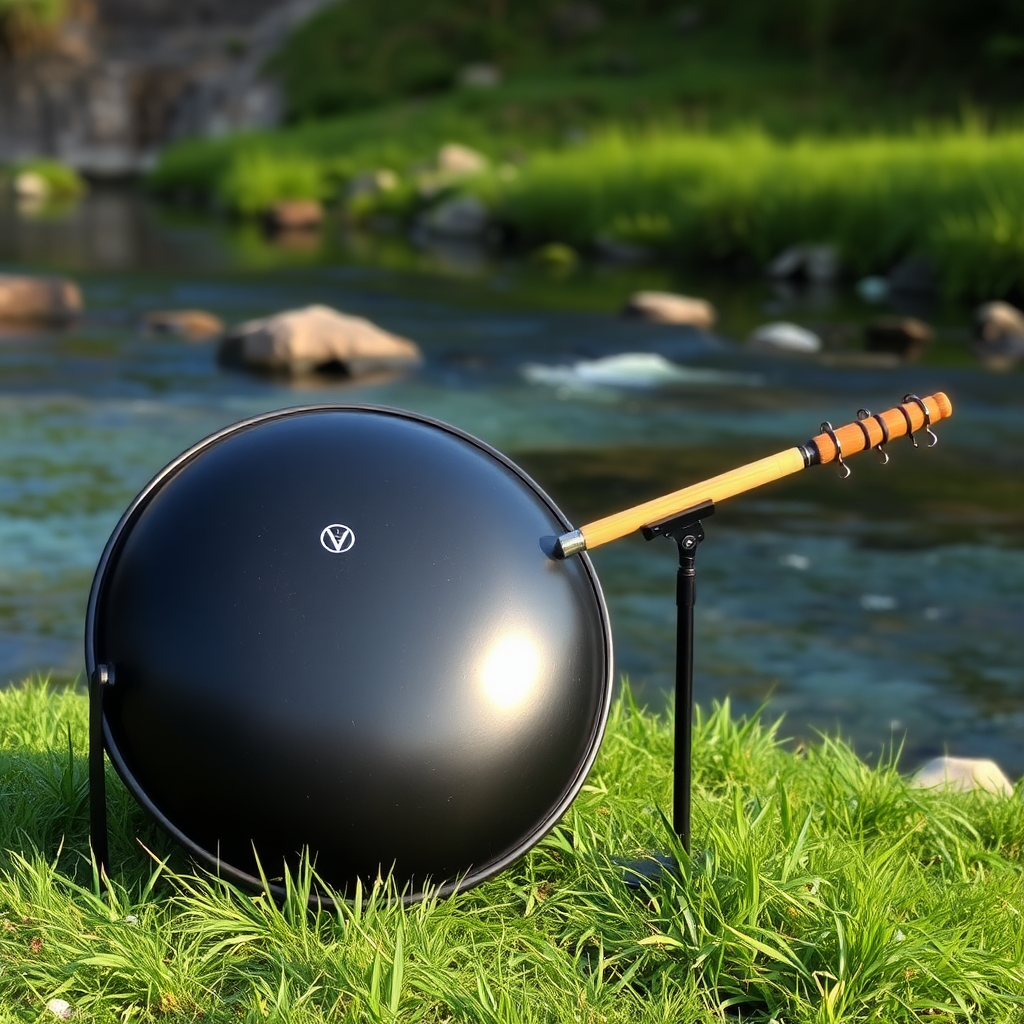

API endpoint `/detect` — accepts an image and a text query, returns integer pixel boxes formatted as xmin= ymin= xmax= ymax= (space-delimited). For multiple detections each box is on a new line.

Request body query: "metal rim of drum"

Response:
xmin=85 ymin=404 xmax=614 ymax=905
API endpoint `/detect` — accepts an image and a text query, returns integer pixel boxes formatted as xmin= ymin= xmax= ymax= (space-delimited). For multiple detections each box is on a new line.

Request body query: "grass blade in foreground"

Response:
xmin=0 ymin=678 xmax=1020 ymax=1022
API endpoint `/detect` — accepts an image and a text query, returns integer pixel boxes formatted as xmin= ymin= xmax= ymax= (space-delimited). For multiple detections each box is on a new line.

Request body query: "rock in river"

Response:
xmin=621 ymin=290 xmax=716 ymax=328
xmin=0 ymin=273 xmax=82 ymax=323
xmin=218 ymin=304 xmax=422 ymax=377
xmin=972 ymin=300 xmax=1024 ymax=370
xmin=144 ymin=309 xmax=224 ymax=341
xmin=864 ymin=316 xmax=933 ymax=361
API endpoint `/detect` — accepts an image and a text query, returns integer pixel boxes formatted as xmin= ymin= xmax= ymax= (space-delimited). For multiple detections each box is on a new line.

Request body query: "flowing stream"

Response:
xmin=2 ymin=186 xmax=1022 ymax=776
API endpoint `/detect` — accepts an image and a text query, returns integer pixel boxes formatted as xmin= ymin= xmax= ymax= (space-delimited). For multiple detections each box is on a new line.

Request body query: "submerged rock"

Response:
xmin=747 ymin=321 xmax=822 ymax=354
xmin=144 ymin=309 xmax=224 ymax=341
xmin=218 ymin=304 xmax=422 ymax=377
xmin=621 ymin=290 xmax=716 ymax=328
xmin=910 ymin=756 xmax=1014 ymax=797
xmin=0 ymin=273 xmax=82 ymax=323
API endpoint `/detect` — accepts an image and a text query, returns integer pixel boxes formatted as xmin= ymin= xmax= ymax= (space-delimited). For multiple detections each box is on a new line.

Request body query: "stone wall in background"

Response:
xmin=0 ymin=0 xmax=334 ymax=176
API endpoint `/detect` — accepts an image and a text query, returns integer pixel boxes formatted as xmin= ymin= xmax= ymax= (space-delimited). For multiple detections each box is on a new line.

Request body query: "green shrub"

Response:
xmin=215 ymin=150 xmax=330 ymax=216
xmin=8 ymin=157 xmax=86 ymax=198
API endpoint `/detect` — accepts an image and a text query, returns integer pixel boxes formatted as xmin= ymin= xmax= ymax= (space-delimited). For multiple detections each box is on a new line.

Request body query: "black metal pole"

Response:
xmin=641 ymin=499 xmax=714 ymax=855
xmin=674 ymin=535 xmax=698 ymax=852
xmin=89 ymin=664 xmax=112 ymax=887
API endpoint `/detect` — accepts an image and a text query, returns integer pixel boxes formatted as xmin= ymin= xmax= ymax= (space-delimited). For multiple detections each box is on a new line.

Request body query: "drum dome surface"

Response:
xmin=86 ymin=406 xmax=612 ymax=900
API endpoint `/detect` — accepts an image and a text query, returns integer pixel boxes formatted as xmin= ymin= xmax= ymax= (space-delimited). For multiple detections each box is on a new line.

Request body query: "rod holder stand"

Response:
xmin=622 ymin=500 xmax=715 ymax=888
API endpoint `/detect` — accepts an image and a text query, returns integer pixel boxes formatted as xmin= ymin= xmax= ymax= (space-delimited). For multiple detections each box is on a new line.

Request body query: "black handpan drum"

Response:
xmin=86 ymin=406 xmax=613 ymax=904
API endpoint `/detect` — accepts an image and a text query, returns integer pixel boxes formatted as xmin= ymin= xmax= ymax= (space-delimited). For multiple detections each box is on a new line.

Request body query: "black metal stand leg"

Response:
xmin=644 ymin=500 xmax=713 ymax=853
xmin=89 ymin=664 xmax=112 ymax=887
xmin=673 ymin=532 xmax=698 ymax=853
xmin=620 ymin=500 xmax=714 ymax=887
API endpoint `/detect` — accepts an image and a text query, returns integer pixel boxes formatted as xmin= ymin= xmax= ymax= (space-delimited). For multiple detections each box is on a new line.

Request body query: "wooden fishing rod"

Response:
xmin=555 ymin=391 xmax=953 ymax=558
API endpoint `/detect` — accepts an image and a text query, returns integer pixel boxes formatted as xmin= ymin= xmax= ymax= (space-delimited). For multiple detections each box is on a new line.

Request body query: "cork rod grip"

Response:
xmin=811 ymin=391 xmax=952 ymax=464
xmin=561 ymin=391 xmax=952 ymax=555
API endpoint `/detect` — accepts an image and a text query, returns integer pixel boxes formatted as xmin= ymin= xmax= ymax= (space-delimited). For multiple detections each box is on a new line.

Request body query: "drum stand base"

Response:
xmin=620 ymin=499 xmax=714 ymax=888
xmin=89 ymin=664 xmax=112 ymax=888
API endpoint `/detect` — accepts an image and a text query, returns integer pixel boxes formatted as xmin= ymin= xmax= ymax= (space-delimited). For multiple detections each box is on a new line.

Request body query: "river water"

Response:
xmin=2 ymin=187 xmax=1022 ymax=776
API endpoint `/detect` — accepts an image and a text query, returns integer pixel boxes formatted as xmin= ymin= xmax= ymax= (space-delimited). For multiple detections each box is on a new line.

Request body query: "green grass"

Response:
xmin=1 ymin=677 xmax=1021 ymax=1022
xmin=473 ymin=124 xmax=1024 ymax=298
xmin=150 ymin=116 xmax=1024 ymax=298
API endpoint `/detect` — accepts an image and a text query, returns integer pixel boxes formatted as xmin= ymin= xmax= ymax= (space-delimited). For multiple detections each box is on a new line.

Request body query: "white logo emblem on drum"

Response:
xmin=320 ymin=524 xmax=355 ymax=554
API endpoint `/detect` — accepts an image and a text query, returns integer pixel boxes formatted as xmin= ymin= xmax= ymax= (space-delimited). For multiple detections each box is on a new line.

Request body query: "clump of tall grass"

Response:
xmin=477 ymin=125 xmax=1024 ymax=297
xmin=214 ymin=150 xmax=331 ymax=217
xmin=1 ymin=677 xmax=1020 ymax=1022
xmin=151 ymin=117 xmax=1024 ymax=297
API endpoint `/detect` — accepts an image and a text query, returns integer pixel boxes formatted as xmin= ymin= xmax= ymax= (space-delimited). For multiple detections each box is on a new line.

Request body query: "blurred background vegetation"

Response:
xmin=5 ymin=0 xmax=1024 ymax=298
xmin=270 ymin=0 xmax=1024 ymax=125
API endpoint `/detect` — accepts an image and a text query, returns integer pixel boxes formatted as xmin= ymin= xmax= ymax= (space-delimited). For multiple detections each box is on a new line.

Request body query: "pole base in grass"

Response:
xmin=617 ymin=852 xmax=677 ymax=888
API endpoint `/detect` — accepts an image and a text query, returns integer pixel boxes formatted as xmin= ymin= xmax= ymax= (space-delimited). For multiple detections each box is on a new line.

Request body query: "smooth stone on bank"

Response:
xmin=621 ymin=290 xmax=716 ymax=328
xmin=910 ymin=756 xmax=1015 ymax=798
xmin=218 ymin=304 xmax=422 ymax=377
xmin=0 ymin=274 xmax=83 ymax=323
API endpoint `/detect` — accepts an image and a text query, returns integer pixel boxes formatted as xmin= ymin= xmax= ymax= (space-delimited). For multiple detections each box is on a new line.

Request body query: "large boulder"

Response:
xmin=218 ymin=304 xmax=422 ymax=377
xmin=620 ymin=290 xmax=716 ymax=328
xmin=972 ymin=300 xmax=1024 ymax=370
xmin=0 ymin=274 xmax=82 ymax=323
